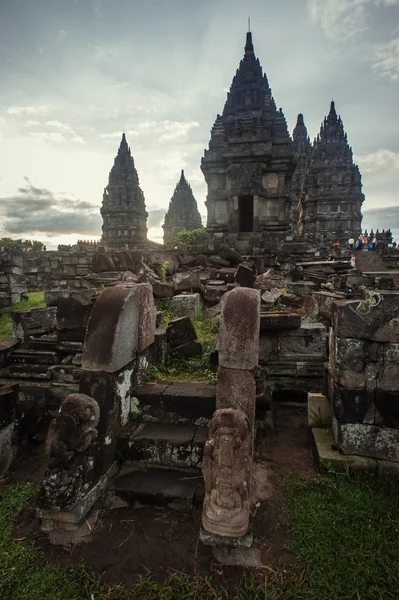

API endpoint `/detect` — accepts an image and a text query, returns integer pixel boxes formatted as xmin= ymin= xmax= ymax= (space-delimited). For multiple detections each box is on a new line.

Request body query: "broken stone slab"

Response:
xmin=207 ymin=255 xmax=230 ymax=268
xmin=12 ymin=308 xmax=57 ymax=340
xmin=172 ymin=271 xmax=202 ymax=293
xmin=312 ymin=291 xmax=344 ymax=320
xmin=150 ymin=280 xmax=175 ymax=299
xmin=332 ymin=291 xmax=399 ymax=342
xmin=260 ymin=312 xmax=301 ymax=331
xmin=137 ymin=284 xmax=157 ymax=353
xmin=203 ymin=284 xmax=228 ymax=304
xmin=234 ymin=264 xmax=255 ymax=288
xmin=215 ymin=268 xmax=236 ymax=283
xmin=332 ymin=416 xmax=399 ymax=462
xmin=44 ymin=288 xmax=96 ymax=308
xmin=56 ymin=293 xmax=94 ymax=331
xmin=253 ymin=269 xmax=287 ymax=291
xmin=170 ymin=293 xmax=202 ymax=320
xmin=218 ymin=245 xmax=244 ymax=266
xmin=261 ymin=288 xmax=282 ymax=308
xmin=218 ymin=287 xmax=260 ymax=371
xmin=290 ymin=281 xmax=316 ymax=296
xmin=166 ymin=317 xmax=197 ymax=348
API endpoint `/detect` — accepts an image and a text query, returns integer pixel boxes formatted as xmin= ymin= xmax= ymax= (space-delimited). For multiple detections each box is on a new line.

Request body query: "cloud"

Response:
xmin=372 ymin=37 xmax=399 ymax=79
xmin=25 ymin=120 xmax=41 ymax=127
xmin=28 ymin=132 xmax=66 ymax=144
xmin=307 ymin=0 xmax=399 ymax=41
xmin=356 ymin=149 xmax=399 ymax=176
xmin=0 ymin=179 xmax=101 ymax=236
xmin=26 ymin=121 xmax=87 ymax=145
xmin=146 ymin=205 xmax=166 ymax=228
xmin=140 ymin=120 xmax=200 ymax=142
xmin=91 ymin=45 xmax=118 ymax=59
xmin=57 ymin=29 xmax=68 ymax=42
xmin=7 ymin=105 xmax=49 ymax=116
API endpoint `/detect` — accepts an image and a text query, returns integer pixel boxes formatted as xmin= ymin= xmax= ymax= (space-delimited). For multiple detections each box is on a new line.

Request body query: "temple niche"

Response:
xmin=298 ymin=102 xmax=364 ymax=243
xmin=163 ymin=170 xmax=203 ymax=245
xmin=101 ymin=134 xmax=148 ymax=249
xmin=201 ymin=31 xmax=296 ymax=254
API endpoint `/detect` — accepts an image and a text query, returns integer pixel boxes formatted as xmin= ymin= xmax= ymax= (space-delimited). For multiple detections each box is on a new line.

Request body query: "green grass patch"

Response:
xmin=2 ymin=473 xmax=399 ymax=599
xmin=148 ymin=310 xmax=219 ymax=384
xmin=0 ymin=291 xmax=45 ymax=341
xmin=287 ymin=471 xmax=399 ymax=600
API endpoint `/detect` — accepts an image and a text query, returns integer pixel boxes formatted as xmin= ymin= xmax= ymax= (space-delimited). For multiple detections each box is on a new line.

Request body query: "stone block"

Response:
xmin=332 ymin=291 xmax=399 ymax=342
xmin=217 ymin=367 xmax=256 ymax=426
xmin=260 ymin=312 xmax=301 ymax=331
xmin=12 ymin=307 xmax=57 ymax=340
xmin=278 ymin=323 xmax=327 ymax=361
xmin=45 ymin=288 xmax=96 ymax=308
xmin=261 ymin=288 xmax=282 ymax=308
xmin=172 ymin=271 xmax=202 ymax=293
xmin=290 ymin=281 xmax=316 ymax=296
xmin=374 ymin=389 xmax=399 ymax=427
xmin=170 ymin=293 xmax=202 ymax=320
xmin=234 ymin=264 xmax=255 ymax=288
xmin=166 ymin=317 xmax=197 ymax=348
xmin=208 ymin=255 xmax=230 ymax=268
xmin=215 ymin=268 xmax=236 ymax=283
xmin=151 ymin=280 xmax=175 ymax=299
xmin=218 ymin=288 xmax=260 ymax=371
xmin=332 ymin=416 xmax=399 ymax=461
xmin=203 ymin=283 xmax=227 ymax=304
xmin=312 ymin=428 xmax=378 ymax=472
xmin=82 ymin=284 xmax=140 ymax=373
xmin=56 ymin=293 xmax=93 ymax=331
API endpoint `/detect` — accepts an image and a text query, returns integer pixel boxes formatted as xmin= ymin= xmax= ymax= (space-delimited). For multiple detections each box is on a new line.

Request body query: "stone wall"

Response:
xmin=0 ymin=254 xmax=27 ymax=308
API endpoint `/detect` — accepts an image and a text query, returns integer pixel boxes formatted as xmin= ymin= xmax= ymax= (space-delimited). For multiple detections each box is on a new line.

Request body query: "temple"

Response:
xmin=298 ymin=102 xmax=364 ymax=242
xmin=290 ymin=113 xmax=311 ymax=229
xmin=100 ymin=134 xmax=148 ymax=249
xmin=163 ymin=170 xmax=203 ymax=245
xmin=201 ymin=31 xmax=296 ymax=254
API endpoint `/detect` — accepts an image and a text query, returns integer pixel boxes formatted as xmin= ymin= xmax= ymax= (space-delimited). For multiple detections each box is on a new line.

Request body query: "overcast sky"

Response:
xmin=0 ymin=0 xmax=398 ymax=248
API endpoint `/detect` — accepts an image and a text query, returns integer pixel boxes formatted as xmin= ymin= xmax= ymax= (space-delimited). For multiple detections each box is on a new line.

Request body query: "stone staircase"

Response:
xmin=111 ymin=381 xmax=216 ymax=511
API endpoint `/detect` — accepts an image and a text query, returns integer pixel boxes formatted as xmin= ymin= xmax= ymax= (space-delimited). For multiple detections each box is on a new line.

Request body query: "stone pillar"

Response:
xmin=201 ymin=287 xmax=260 ymax=544
xmin=37 ymin=283 xmax=156 ymax=541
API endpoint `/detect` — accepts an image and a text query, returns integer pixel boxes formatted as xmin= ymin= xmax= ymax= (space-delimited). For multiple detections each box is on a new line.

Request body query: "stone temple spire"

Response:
xmin=163 ymin=170 xmax=202 ymax=245
xmin=290 ymin=113 xmax=312 ymax=231
xmin=298 ymin=101 xmax=364 ymax=242
xmin=101 ymin=133 xmax=148 ymax=248
xmin=201 ymin=30 xmax=295 ymax=252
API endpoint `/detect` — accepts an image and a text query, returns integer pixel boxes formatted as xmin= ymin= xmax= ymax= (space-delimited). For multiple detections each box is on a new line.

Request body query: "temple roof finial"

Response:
xmin=245 ymin=30 xmax=255 ymax=59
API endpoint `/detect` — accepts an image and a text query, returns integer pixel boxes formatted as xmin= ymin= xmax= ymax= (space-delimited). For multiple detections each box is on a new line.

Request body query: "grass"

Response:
xmin=148 ymin=309 xmax=219 ymax=384
xmin=0 ymin=291 xmax=45 ymax=341
xmin=3 ymin=472 xmax=399 ymax=599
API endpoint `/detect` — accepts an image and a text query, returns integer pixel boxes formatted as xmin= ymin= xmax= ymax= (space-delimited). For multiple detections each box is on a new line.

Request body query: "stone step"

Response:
xmin=0 ymin=363 xmax=51 ymax=380
xmin=112 ymin=467 xmax=204 ymax=511
xmin=117 ymin=422 xmax=207 ymax=469
xmin=49 ymin=365 xmax=84 ymax=383
xmin=9 ymin=348 xmax=60 ymax=365
xmin=26 ymin=336 xmax=58 ymax=351
xmin=132 ymin=382 xmax=216 ymax=425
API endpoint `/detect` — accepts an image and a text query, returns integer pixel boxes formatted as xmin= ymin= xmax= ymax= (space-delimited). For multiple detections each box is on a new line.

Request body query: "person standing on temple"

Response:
xmin=348 ymin=236 xmax=354 ymax=251
xmin=372 ymin=235 xmax=377 ymax=250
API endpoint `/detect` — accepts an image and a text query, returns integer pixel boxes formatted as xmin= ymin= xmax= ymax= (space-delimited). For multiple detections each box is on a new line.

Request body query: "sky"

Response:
xmin=0 ymin=0 xmax=398 ymax=248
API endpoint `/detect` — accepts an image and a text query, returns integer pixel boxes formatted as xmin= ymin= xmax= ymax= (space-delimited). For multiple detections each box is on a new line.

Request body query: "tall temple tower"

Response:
xmin=298 ymin=102 xmax=364 ymax=242
xmin=163 ymin=170 xmax=203 ymax=245
xmin=290 ymin=114 xmax=311 ymax=231
xmin=100 ymin=134 xmax=148 ymax=248
xmin=201 ymin=31 xmax=296 ymax=252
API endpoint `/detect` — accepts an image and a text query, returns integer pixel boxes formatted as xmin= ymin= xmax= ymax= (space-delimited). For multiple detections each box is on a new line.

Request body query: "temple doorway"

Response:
xmin=238 ymin=195 xmax=254 ymax=232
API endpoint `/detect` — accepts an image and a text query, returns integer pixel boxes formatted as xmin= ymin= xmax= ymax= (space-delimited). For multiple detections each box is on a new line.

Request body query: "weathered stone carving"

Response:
xmin=45 ymin=393 xmax=100 ymax=457
xmin=202 ymin=408 xmax=252 ymax=538
xmin=41 ymin=393 xmax=100 ymax=510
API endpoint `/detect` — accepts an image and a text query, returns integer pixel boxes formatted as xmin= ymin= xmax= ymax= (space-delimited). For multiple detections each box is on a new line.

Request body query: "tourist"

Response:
xmin=355 ymin=235 xmax=363 ymax=251
xmin=348 ymin=236 xmax=354 ymax=250
xmin=372 ymin=235 xmax=377 ymax=250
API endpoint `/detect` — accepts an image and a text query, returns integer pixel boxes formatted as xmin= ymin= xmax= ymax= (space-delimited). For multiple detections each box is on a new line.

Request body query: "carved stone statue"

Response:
xmin=41 ymin=394 xmax=100 ymax=510
xmin=45 ymin=393 xmax=100 ymax=457
xmin=202 ymin=408 xmax=252 ymax=538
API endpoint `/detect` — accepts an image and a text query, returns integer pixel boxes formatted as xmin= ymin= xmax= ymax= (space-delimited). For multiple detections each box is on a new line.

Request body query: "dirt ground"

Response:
xmin=8 ymin=402 xmax=316 ymax=587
